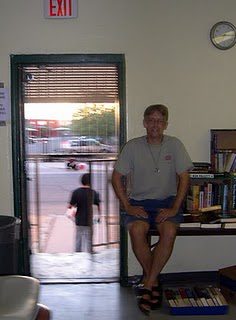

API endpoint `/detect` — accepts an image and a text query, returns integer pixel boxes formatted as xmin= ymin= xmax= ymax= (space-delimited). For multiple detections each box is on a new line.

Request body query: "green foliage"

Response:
xmin=71 ymin=105 xmax=116 ymax=137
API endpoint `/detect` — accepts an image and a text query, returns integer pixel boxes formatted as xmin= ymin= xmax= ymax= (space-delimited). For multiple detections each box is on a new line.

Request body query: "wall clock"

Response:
xmin=210 ymin=21 xmax=236 ymax=50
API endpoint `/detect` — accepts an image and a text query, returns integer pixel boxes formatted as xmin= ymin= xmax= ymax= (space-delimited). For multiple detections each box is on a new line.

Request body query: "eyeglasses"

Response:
xmin=145 ymin=118 xmax=167 ymax=125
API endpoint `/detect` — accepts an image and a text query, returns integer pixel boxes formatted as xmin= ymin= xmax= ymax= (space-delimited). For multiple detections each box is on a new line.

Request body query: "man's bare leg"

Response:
xmin=128 ymin=220 xmax=153 ymax=313
xmin=143 ymin=220 xmax=177 ymax=308
xmin=128 ymin=220 xmax=152 ymax=280
xmin=145 ymin=221 xmax=177 ymax=288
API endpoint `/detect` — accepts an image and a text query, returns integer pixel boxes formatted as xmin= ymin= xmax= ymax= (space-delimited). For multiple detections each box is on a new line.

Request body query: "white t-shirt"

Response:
xmin=114 ymin=135 xmax=193 ymax=200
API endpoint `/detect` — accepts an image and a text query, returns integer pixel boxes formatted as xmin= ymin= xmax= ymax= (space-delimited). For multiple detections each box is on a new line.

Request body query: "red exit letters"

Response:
xmin=45 ymin=0 xmax=77 ymax=18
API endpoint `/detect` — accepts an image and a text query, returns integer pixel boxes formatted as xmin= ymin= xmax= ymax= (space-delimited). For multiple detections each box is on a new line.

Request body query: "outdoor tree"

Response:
xmin=71 ymin=105 xmax=116 ymax=139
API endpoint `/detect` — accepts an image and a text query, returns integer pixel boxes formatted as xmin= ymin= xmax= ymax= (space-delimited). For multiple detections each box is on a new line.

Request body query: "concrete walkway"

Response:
xmin=30 ymin=214 xmax=120 ymax=281
xmin=45 ymin=215 xmax=75 ymax=253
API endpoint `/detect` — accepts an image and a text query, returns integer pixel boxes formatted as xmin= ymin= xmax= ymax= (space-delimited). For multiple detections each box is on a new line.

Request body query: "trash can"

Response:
xmin=0 ymin=215 xmax=20 ymax=275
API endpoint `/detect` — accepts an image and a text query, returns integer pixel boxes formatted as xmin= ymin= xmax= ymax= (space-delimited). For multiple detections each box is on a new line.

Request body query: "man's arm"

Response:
xmin=171 ymin=171 xmax=190 ymax=213
xmin=111 ymin=169 xmax=147 ymax=217
xmin=111 ymin=170 xmax=130 ymax=210
xmin=156 ymin=171 xmax=190 ymax=223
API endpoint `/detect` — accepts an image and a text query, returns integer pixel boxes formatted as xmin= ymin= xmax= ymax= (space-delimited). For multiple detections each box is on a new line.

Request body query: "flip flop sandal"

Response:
xmin=151 ymin=284 xmax=163 ymax=310
xmin=137 ymin=288 xmax=152 ymax=316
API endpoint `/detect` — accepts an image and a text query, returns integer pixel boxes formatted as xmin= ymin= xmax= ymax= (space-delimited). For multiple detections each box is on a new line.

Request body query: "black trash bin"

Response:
xmin=0 ymin=215 xmax=20 ymax=275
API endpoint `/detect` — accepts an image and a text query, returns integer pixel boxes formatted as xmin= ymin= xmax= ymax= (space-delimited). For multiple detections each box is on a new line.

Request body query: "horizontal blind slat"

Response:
xmin=23 ymin=64 xmax=119 ymax=103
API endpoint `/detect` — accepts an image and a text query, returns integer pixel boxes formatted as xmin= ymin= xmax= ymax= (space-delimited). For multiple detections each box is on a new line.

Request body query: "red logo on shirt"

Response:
xmin=165 ymin=154 xmax=172 ymax=160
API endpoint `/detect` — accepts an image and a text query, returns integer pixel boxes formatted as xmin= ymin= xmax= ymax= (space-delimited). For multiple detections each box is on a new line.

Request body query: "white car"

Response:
xmin=68 ymin=138 xmax=113 ymax=153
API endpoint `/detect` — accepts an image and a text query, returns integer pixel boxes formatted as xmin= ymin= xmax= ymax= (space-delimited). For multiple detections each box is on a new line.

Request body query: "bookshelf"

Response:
xmin=148 ymin=130 xmax=236 ymax=240
xmin=211 ymin=129 xmax=236 ymax=213
xmin=185 ymin=129 xmax=236 ymax=215
xmin=186 ymin=173 xmax=228 ymax=213
xmin=228 ymin=173 xmax=236 ymax=211
xmin=210 ymin=129 xmax=236 ymax=173
xmin=185 ymin=172 xmax=236 ymax=214
xmin=184 ymin=171 xmax=236 ymax=225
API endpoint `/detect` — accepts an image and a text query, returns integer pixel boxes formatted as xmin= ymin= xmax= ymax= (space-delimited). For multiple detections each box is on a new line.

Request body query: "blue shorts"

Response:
xmin=121 ymin=196 xmax=183 ymax=229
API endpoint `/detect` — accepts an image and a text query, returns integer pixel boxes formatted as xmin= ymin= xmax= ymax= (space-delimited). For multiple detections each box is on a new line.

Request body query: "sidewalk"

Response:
xmin=44 ymin=215 xmax=75 ymax=253
xmin=30 ymin=214 xmax=120 ymax=281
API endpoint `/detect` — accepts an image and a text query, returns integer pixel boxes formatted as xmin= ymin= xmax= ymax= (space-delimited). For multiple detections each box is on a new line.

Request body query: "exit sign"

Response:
xmin=44 ymin=0 xmax=78 ymax=19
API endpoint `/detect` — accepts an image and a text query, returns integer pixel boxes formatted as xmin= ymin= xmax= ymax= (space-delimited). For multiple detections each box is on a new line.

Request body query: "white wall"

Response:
xmin=128 ymin=236 xmax=236 ymax=275
xmin=1 ymin=0 xmax=236 ymax=274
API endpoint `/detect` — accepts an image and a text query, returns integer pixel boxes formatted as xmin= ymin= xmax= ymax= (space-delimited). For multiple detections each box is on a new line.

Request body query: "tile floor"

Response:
xmin=38 ymin=282 xmax=236 ymax=320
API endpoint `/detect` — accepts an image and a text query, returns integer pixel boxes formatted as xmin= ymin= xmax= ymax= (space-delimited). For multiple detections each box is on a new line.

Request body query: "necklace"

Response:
xmin=146 ymin=137 xmax=163 ymax=173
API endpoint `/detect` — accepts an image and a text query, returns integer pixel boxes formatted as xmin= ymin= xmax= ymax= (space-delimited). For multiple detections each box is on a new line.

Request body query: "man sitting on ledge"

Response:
xmin=112 ymin=104 xmax=193 ymax=315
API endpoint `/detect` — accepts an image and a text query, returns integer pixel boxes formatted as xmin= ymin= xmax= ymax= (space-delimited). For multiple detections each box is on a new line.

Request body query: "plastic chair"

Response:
xmin=0 ymin=275 xmax=50 ymax=320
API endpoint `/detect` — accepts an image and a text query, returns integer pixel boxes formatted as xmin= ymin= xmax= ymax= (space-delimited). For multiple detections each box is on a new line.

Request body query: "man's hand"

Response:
xmin=125 ymin=204 xmax=148 ymax=218
xmin=155 ymin=207 xmax=177 ymax=223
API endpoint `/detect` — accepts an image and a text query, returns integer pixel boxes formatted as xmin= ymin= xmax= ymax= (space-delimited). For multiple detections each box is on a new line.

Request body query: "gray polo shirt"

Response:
xmin=114 ymin=135 xmax=193 ymax=200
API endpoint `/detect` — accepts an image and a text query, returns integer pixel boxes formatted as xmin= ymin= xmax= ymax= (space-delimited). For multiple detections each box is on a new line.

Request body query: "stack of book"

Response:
xmin=204 ymin=216 xmax=236 ymax=229
xmin=191 ymin=162 xmax=212 ymax=173
xmin=220 ymin=217 xmax=236 ymax=229
xmin=164 ymin=286 xmax=228 ymax=315
xmin=199 ymin=206 xmax=222 ymax=228
xmin=179 ymin=209 xmax=236 ymax=229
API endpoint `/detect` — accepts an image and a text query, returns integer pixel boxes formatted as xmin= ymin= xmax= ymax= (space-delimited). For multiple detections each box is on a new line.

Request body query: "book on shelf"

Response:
xmin=180 ymin=214 xmax=202 ymax=228
xmin=192 ymin=185 xmax=200 ymax=210
xmin=198 ymin=205 xmax=221 ymax=212
xmin=231 ymin=158 xmax=236 ymax=172
xmin=200 ymin=223 xmax=222 ymax=229
xmin=180 ymin=211 xmax=222 ymax=228
xmin=231 ymin=177 xmax=236 ymax=210
xmin=206 ymin=183 xmax=213 ymax=207
xmin=199 ymin=185 xmax=204 ymax=209
xmin=191 ymin=162 xmax=212 ymax=173
xmin=219 ymin=216 xmax=236 ymax=223
xmin=179 ymin=222 xmax=201 ymax=228
xmin=205 ymin=214 xmax=236 ymax=224
xmin=190 ymin=173 xmax=215 ymax=179
xmin=217 ymin=153 xmax=225 ymax=173
xmin=222 ymin=184 xmax=229 ymax=213
xmin=222 ymin=222 xmax=236 ymax=229
xmin=224 ymin=153 xmax=236 ymax=172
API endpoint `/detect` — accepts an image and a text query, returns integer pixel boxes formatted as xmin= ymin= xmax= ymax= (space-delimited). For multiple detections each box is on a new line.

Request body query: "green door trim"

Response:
xmin=10 ymin=53 xmax=128 ymax=282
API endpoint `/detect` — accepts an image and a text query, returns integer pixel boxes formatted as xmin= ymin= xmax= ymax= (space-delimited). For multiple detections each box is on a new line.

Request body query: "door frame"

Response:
xmin=10 ymin=54 xmax=128 ymax=282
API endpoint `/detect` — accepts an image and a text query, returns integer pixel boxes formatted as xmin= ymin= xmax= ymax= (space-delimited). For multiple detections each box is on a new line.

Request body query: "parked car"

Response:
xmin=68 ymin=138 xmax=113 ymax=153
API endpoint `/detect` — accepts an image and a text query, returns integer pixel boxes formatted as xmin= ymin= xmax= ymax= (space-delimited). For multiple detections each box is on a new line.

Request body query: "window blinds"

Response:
xmin=22 ymin=64 xmax=119 ymax=103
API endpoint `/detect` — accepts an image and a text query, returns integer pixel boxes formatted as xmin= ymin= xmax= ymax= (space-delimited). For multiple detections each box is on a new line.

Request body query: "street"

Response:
xmin=27 ymin=160 xmax=119 ymax=253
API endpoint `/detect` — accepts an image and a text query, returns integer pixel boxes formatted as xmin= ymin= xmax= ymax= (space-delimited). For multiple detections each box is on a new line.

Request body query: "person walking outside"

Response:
xmin=68 ymin=173 xmax=101 ymax=253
